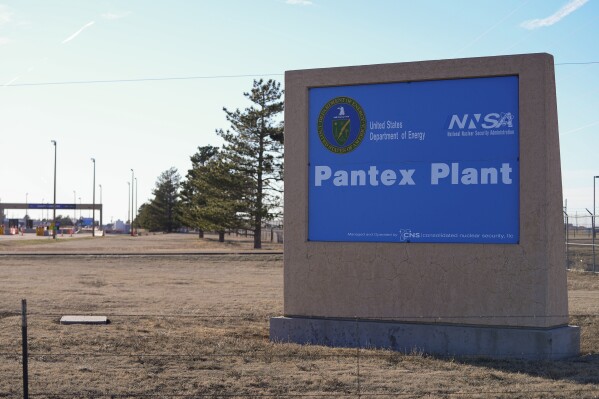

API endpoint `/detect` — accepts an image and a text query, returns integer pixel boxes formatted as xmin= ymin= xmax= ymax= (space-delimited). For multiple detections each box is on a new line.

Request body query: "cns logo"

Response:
xmin=317 ymin=96 xmax=366 ymax=154
xmin=399 ymin=229 xmax=420 ymax=242
xmin=447 ymin=112 xmax=514 ymax=130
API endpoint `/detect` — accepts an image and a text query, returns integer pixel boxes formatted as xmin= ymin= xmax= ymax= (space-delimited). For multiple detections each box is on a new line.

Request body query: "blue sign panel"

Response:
xmin=81 ymin=217 xmax=94 ymax=227
xmin=308 ymin=76 xmax=519 ymax=244
xmin=29 ymin=203 xmax=76 ymax=210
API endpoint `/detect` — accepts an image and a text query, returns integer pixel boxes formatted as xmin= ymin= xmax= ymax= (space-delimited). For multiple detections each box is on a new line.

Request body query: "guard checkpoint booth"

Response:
xmin=270 ymin=53 xmax=580 ymax=360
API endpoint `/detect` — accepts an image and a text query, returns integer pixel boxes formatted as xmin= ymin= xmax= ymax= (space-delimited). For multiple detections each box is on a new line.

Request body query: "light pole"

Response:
xmin=594 ymin=176 xmax=599 ymax=239
xmin=127 ymin=182 xmax=131 ymax=226
xmin=593 ymin=176 xmax=599 ymax=272
xmin=78 ymin=197 xmax=81 ymax=220
xmin=134 ymin=177 xmax=138 ymax=227
xmin=91 ymin=158 xmax=96 ymax=237
xmin=130 ymin=169 xmax=134 ymax=236
xmin=99 ymin=183 xmax=103 ymax=235
xmin=73 ymin=190 xmax=76 ymax=225
xmin=25 ymin=192 xmax=28 ymax=228
xmin=51 ymin=140 xmax=57 ymax=239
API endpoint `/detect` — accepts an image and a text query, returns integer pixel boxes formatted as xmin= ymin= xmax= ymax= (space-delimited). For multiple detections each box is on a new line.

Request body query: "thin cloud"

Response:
xmin=101 ymin=12 xmax=130 ymax=20
xmin=3 ymin=76 xmax=19 ymax=86
xmin=286 ymin=0 xmax=313 ymax=5
xmin=563 ymin=120 xmax=599 ymax=134
xmin=455 ymin=0 xmax=530 ymax=56
xmin=0 ymin=37 xmax=10 ymax=45
xmin=521 ymin=0 xmax=588 ymax=29
xmin=0 ymin=4 xmax=12 ymax=25
xmin=62 ymin=21 xmax=95 ymax=44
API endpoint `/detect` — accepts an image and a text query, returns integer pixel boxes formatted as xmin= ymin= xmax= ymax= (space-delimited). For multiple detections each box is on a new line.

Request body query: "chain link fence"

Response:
xmin=565 ymin=213 xmax=598 ymax=272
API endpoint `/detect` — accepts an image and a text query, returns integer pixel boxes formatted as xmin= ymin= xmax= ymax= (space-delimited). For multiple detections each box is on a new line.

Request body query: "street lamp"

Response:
xmin=127 ymin=182 xmax=131 ymax=225
xmin=91 ymin=158 xmax=96 ymax=237
xmin=78 ymin=197 xmax=81 ymax=220
xmin=25 ymin=192 xmax=28 ymax=227
xmin=594 ymin=176 xmax=599 ymax=239
xmin=73 ymin=190 xmax=76 ymax=225
xmin=99 ymin=183 xmax=103 ymax=235
xmin=131 ymin=169 xmax=134 ymax=236
xmin=134 ymin=177 xmax=138 ymax=226
xmin=51 ymin=140 xmax=57 ymax=239
xmin=592 ymin=176 xmax=599 ymax=272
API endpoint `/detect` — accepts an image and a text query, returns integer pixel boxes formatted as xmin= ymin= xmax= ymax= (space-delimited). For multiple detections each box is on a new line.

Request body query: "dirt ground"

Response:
xmin=1 ymin=234 xmax=599 ymax=398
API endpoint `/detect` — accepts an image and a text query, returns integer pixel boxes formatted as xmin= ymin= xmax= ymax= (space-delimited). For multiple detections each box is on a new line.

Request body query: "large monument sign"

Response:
xmin=270 ymin=53 xmax=580 ymax=359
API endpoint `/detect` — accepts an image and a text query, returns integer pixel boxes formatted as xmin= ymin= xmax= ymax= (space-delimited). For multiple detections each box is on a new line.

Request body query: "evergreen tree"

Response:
xmin=136 ymin=167 xmax=181 ymax=232
xmin=217 ymin=79 xmax=284 ymax=249
xmin=179 ymin=146 xmax=219 ymax=238
xmin=135 ymin=202 xmax=161 ymax=232
xmin=180 ymin=147 xmax=249 ymax=242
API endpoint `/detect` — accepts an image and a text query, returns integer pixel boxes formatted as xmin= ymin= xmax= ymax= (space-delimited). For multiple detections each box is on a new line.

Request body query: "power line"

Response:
xmin=0 ymin=390 xmax=585 ymax=398
xmin=556 ymin=61 xmax=599 ymax=66
xmin=1 ymin=61 xmax=598 ymax=88
xmin=1 ymin=73 xmax=284 ymax=88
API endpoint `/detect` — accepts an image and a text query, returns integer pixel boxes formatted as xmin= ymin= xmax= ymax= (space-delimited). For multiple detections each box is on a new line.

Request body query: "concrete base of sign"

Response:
xmin=270 ymin=316 xmax=580 ymax=360
xmin=60 ymin=315 xmax=108 ymax=325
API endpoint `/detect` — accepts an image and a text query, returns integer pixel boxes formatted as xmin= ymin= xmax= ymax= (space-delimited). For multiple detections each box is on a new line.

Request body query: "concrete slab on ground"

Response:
xmin=60 ymin=315 xmax=108 ymax=325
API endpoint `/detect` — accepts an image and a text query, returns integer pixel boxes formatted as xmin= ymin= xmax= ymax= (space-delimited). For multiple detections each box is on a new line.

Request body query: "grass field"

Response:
xmin=1 ymin=234 xmax=599 ymax=398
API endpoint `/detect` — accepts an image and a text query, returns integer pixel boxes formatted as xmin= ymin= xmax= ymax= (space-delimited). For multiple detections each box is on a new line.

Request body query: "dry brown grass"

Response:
xmin=0 ymin=234 xmax=599 ymax=398
xmin=0 ymin=231 xmax=283 ymax=254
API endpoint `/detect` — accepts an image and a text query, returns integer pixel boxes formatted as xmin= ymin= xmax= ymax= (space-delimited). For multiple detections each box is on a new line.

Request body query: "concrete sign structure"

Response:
xmin=270 ymin=53 xmax=580 ymax=359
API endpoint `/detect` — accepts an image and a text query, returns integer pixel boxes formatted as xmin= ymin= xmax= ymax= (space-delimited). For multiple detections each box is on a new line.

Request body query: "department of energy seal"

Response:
xmin=317 ymin=96 xmax=366 ymax=154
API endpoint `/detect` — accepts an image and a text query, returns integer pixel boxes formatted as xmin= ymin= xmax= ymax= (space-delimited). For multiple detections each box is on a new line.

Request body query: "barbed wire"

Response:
xmin=0 ymin=387 xmax=595 ymax=398
xmin=0 ymin=349 xmax=593 ymax=360
xmin=1 ymin=322 xmax=597 ymax=397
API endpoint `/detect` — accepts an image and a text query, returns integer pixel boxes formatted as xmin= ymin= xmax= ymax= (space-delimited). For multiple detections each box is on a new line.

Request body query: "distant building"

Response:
xmin=114 ymin=219 xmax=126 ymax=231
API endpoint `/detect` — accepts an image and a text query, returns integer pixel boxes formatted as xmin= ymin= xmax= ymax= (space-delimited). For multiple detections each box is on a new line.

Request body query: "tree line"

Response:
xmin=134 ymin=79 xmax=283 ymax=249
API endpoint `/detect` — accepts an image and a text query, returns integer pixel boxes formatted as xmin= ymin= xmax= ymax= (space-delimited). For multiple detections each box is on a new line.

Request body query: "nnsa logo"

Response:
xmin=448 ymin=112 xmax=514 ymax=130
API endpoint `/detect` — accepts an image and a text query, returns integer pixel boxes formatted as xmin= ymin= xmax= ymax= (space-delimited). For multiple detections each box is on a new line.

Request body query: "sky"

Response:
xmin=0 ymin=0 xmax=598 ymax=223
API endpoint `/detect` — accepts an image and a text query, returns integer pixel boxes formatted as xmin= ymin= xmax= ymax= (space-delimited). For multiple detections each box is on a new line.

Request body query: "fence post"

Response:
xmin=21 ymin=299 xmax=29 ymax=399
xmin=586 ymin=209 xmax=595 ymax=272
xmin=355 ymin=316 xmax=360 ymax=398
xmin=564 ymin=211 xmax=569 ymax=269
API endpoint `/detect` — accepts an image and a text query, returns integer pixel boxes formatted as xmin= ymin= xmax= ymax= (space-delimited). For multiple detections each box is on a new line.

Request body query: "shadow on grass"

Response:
xmin=457 ymin=353 xmax=599 ymax=385
xmin=448 ymin=314 xmax=599 ymax=385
